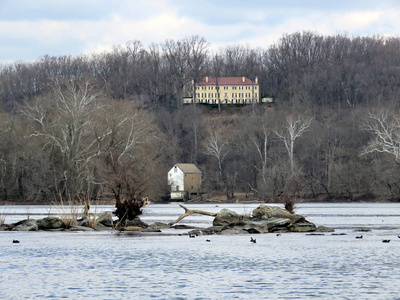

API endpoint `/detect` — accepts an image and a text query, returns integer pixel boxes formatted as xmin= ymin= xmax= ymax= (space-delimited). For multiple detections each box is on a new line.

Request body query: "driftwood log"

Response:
xmin=168 ymin=204 xmax=217 ymax=226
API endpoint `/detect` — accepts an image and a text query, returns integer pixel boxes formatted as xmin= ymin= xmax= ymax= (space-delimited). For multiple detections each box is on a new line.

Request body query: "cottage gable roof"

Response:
xmin=175 ymin=163 xmax=201 ymax=174
xmin=196 ymin=77 xmax=256 ymax=85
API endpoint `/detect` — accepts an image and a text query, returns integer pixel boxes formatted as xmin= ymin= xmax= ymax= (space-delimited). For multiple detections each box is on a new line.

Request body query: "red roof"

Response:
xmin=196 ymin=77 xmax=256 ymax=85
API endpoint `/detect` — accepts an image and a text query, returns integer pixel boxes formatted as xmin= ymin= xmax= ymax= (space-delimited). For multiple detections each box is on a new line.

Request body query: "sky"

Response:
xmin=1 ymin=0 xmax=400 ymax=64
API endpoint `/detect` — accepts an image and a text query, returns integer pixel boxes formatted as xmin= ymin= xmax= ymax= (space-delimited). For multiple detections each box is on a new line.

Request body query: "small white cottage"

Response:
xmin=168 ymin=164 xmax=202 ymax=200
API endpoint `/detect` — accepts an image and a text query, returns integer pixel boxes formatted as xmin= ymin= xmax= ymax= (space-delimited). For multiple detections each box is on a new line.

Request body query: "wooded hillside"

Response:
xmin=1 ymin=31 xmax=400 ymax=203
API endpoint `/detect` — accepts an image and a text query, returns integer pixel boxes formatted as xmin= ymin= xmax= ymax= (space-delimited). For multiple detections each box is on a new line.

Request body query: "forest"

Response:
xmin=1 ymin=31 xmax=400 ymax=205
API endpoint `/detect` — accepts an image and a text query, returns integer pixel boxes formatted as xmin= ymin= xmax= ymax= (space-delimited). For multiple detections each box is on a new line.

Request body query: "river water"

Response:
xmin=1 ymin=202 xmax=400 ymax=299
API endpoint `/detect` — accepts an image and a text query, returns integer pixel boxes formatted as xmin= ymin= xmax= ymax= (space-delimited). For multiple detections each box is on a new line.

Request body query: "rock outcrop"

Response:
xmin=188 ymin=205 xmax=332 ymax=236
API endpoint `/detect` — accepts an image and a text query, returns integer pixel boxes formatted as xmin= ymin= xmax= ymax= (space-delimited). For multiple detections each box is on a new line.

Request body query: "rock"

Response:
xmin=0 ymin=224 xmax=11 ymax=231
xmin=289 ymin=222 xmax=317 ymax=232
xmin=220 ymin=227 xmax=249 ymax=235
xmin=173 ymin=225 xmax=199 ymax=229
xmin=11 ymin=220 xmax=38 ymax=231
xmin=213 ymin=208 xmax=243 ymax=226
xmin=123 ymin=226 xmax=143 ymax=231
xmin=96 ymin=211 xmax=114 ymax=227
xmin=141 ymin=227 xmax=162 ymax=233
xmin=125 ymin=217 xmax=148 ymax=228
xmin=252 ymin=205 xmax=303 ymax=222
xmin=148 ymin=222 xmax=170 ymax=230
xmin=37 ymin=217 xmax=63 ymax=230
xmin=188 ymin=226 xmax=225 ymax=236
xmin=316 ymin=226 xmax=335 ymax=232
xmin=355 ymin=228 xmax=372 ymax=232
xmin=69 ymin=225 xmax=94 ymax=231
xmin=241 ymin=220 xmax=270 ymax=233
xmin=94 ymin=223 xmax=112 ymax=231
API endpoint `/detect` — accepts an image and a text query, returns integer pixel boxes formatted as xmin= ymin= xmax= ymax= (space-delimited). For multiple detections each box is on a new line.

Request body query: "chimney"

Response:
xmin=242 ymin=76 xmax=245 ymax=83
xmin=255 ymin=76 xmax=258 ymax=84
xmin=206 ymin=76 xmax=209 ymax=83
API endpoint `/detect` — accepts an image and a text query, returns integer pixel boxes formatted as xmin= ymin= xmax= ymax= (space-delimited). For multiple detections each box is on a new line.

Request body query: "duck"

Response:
xmin=189 ymin=234 xmax=196 ymax=238
xmin=276 ymin=233 xmax=282 ymax=236
xmin=250 ymin=237 xmax=256 ymax=243
xmin=382 ymin=239 xmax=390 ymax=243
xmin=355 ymin=236 xmax=363 ymax=239
xmin=12 ymin=240 xmax=20 ymax=244
xmin=206 ymin=239 xmax=211 ymax=242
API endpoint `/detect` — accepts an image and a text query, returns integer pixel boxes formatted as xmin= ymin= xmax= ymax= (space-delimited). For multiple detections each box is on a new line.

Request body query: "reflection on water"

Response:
xmin=1 ymin=203 xmax=400 ymax=299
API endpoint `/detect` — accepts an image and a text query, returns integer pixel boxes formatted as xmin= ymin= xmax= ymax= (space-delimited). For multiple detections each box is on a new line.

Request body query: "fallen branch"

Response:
xmin=168 ymin=204 xmax=217 ymax=226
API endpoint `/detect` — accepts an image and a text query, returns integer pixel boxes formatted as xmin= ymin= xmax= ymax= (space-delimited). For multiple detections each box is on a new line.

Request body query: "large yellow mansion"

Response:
xmin=191 ymin=76 xmax=259 ymax=105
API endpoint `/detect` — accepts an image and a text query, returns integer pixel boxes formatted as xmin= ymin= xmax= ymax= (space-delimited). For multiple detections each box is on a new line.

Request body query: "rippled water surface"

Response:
xmin=1 ymin=203 xmax=400 ymax=299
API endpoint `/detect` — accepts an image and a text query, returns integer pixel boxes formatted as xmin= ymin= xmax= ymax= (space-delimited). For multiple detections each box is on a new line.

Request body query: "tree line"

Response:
xmin=1 ymin=31 xmax=400 ymax=204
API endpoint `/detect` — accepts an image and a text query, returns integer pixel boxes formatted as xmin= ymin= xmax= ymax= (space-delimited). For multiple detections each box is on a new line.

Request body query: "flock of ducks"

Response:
xmin=183 ymin=234 xmax=400 ymax=244
xmin=11 ymin=234 xmax=400 ymax=244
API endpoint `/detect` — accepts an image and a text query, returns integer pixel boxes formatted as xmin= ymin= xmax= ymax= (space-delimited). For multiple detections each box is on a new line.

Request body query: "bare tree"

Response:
xmin=275 ymin=114 xmax=312 ymax=174
xmin=22 ymin=78 xmax=105 ymax=201
xmin=362 ymin=110 xmax=400 ymax=162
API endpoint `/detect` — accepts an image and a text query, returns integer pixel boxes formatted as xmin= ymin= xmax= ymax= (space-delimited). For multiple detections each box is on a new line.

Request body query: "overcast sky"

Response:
xmin=1 ymin=0 xmax=400 ymax=64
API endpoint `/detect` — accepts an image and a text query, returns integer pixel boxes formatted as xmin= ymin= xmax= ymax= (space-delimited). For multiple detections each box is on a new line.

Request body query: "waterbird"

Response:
xmin=189 ymin=234 xmax=196 ymax=238
xmin=355 ymin=236 xmax=363 ymax=239
xmin=276 ymin=233 xmax=282 ymax=236
xmin=382 ymin=239 xmax=390 ymax=243
xmin=206 ymin=239 xmax=211 ymax=242
xmin=12 ymin=240 xmax=20 ymax=244
xmin=250 ymin=237 xmax=256 ymax=243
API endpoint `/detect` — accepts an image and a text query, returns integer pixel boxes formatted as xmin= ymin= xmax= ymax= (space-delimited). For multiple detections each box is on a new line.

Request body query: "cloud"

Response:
xmin=2 ymin=0 xmax=400 ymax=63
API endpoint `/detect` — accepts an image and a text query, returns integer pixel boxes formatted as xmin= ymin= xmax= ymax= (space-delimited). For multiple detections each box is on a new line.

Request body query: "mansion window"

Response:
xmin=209 ymin=86 xmax=213 ymax=90
xmin=232 ymin=93 xmax=237 ymax=97
xmin=208 ymin=93 xmax=213 ymax=97
xmin=224 ymin=86 xmax=228 ymax=90
xmin=246 ymin=86 xmax=251 ymax=90
xmin=202 ymin=93 xmax=206 ymax=97
xmin=232 ymin=86 xmax=237 ymax=90
xmin=202 ymin=87 xmax=206 ymax=90
xmin=239 ymin=93 xmax=243 ymax=97
xmin=245 ymin=93 xmax=250 ymax=97
xmin=239 ymin=86 xmax=243 ymax=90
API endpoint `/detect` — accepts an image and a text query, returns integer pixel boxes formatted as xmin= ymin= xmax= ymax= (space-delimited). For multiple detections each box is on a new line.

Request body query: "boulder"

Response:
xmin=0 ymin=224 xmax=11 ymax=231
xmin=125 ymin=217 xmax=148 ymax=228
xmin=241 ymin=220 xmax=270 ymax=233
xmin=252 ymin=205 xmax=303 ymax=222
xmin=289 ymin=222 xmax=317 ymax=232
xmin=96 ymin=211 xmax=114 ymax=227
xmin=213 ymin=208 xmax=244 ymax=226
xmin=37 ymin=217 xmax=63 ymax=230
xmin=11 ymin=220 xmax=38 ymax=231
